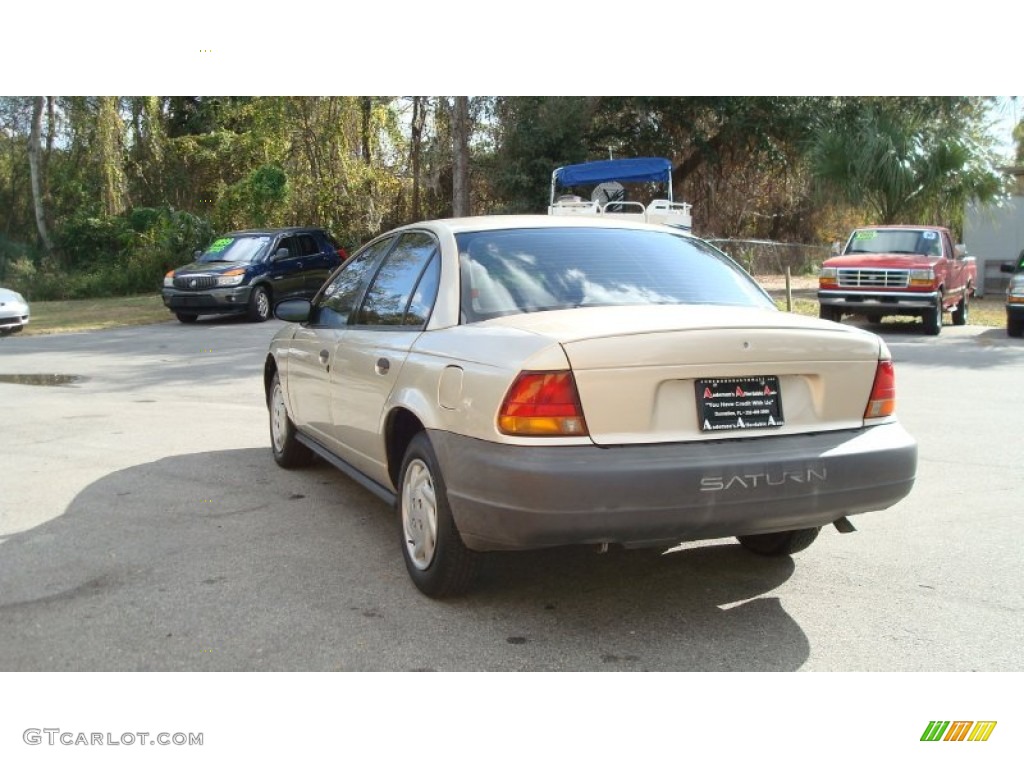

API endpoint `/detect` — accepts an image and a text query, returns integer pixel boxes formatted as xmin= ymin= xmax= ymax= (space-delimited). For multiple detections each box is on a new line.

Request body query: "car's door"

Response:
xmin=265 ymin=234 xmax=306 ymax=300
xmin=285 ymin=238 xmax=393 ymax=442
xmin=326 ymin=231 xmax=441 ymax=481
xmin=296 ymin=231 xmax=334 ymax=296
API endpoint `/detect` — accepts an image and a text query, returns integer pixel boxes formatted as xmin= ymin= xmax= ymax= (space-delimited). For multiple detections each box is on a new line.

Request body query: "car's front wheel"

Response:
xmin=175 ymin=312 xmax=198 ymax=324
xmin=269 ymin=372 xmax=314 ymax=468
xmin=398 ymin=432 xmax=481 ymax=598
xmin=922 ymin=293 xmax=943 ymax=336
xmin=951 ymin=288 xmax=970 ymax=326
xmin=819 ymin=305 xmax=841 ymax=323
xmin=737 ymin=527 xmax=820 ymax=556
xmin=1008 ymin=314 xmax=1024 ymax=338
xmin=247 ymin=285 xmax=271 ymax=322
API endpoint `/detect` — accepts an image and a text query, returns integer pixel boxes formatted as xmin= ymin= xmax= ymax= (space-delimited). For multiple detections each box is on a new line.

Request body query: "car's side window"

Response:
xmin=276 ymin=236 xmax=296 ymax=260
xmin=297 ymin=234 xmax=320 ymax=257
xmin=312 ymin=237 xmax=394 ymax=328
xmin=356 ymin=232 xmax=439 ymax=327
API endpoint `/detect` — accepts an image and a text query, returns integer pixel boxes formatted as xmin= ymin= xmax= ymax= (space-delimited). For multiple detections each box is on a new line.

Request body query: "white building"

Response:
xmin=964 ymin=168 xmax=1024 ymax=297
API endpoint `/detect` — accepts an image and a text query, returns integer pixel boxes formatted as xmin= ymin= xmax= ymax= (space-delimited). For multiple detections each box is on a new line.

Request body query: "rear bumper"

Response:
xmin=162 ymin=285 xmax=253 ymax=314
xmin=818 ymin=289 xmax=937 ymax=313
xmin=429 ymin=423 xmax=917 ymax=552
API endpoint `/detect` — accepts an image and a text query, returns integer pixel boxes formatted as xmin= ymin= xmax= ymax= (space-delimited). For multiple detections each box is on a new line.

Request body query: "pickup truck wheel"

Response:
xmin=922 ymin=294 xmax=943 ymax=336
xmin=819 ymin=306 xmax=841 ymax=323
xmin=1008 ymin=314 xmax=1024 ymax=338
xmin=737 ymin=527 xmax=820 ymax=556
xmin=175 ymin=312 xmax=198 ymax=324
xmin=865 ymin=313 xmax=883 ymax=324
xmin=951 ymin=290 xmax=970 ymax=326
xmin=269 ymin=372 xmax=314 ymax=468
xmin=247 ymin=285 xmax=271 ymax=322
xmin=399 ymin=432 xmax=481 ymax=598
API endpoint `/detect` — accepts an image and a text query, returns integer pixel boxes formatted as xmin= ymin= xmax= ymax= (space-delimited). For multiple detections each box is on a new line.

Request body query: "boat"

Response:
xmin=548 ymin=157 xmax=693 ymax=230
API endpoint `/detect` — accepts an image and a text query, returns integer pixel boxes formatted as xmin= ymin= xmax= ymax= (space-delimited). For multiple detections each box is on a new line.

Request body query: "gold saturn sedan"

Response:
xmin=265 ymin=216 xmax=917 ymax=597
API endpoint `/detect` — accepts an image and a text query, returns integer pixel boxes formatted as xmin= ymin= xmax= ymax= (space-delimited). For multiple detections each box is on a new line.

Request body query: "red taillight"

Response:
xmin=498 ymin=371 xmax=588 ymax=436
xmin=864 ymin=360 xmax=896 ymax=419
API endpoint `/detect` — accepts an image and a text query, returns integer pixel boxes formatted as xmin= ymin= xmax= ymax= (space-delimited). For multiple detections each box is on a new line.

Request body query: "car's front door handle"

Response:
xmin=375 ymin=358 xmax=390 ymax=375
xmin=319 ymin=349 xmax=330 ymax=366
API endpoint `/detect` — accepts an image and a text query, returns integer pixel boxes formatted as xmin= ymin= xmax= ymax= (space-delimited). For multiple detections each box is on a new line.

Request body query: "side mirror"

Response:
xmin=273 ymin=247 xmax=290 ymax=261
xmin=1001 ymin=263 xmax=1017 ymax=274
xmin=954 ymin=244 xmax=967 ymax=259
xmin=274 ymin=298 xmax=312 ymax=323
xmin=193 ymin=249 xmax=202 ymax=260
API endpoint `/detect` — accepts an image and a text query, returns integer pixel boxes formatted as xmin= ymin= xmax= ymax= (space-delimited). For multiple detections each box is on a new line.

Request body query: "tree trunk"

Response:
xmin=28 ymin=97 xmax=54 ymax=255
xmin=452 ymin=96 xmax=470 ymax=217
xmin=360 ymin=96 xmax=373 ymax=165
xmin=411 ymin=96 xmax=426 ymax=221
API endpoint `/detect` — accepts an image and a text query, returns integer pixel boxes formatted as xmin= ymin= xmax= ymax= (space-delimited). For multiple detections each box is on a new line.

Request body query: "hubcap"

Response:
xmin=271 ymin=383 xmax=287 ymax=453
xmin=257 ymin=290 xmax=270 ymax=319
xmin=402 ymin=459 xmax=437 ymax=571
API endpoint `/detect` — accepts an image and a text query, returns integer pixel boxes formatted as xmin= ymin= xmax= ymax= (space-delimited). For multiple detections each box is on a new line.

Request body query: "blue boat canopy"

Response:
xmin=554 ymin=157 xmax=673 ymax=187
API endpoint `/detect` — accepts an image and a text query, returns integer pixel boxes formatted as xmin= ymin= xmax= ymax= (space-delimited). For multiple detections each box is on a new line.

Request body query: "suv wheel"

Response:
xmin=247 ymin=285 xmax=271 ymax=322
xmin=1008 ymin=313 xmax=1024 ymax=338
xmin=175 ymin=312 xmax=198 ymax=324
xmin=737 ymin=527 xmax=820 ymax=556
xmin=398 ymin=432 xmax=481 ymax=598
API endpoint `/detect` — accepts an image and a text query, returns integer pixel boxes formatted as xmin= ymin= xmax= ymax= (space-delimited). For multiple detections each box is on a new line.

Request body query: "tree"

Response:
xmin=27 ymin=97 xmax=54 ymax=254
xmin=452 ymin=96 xmax=470 ymax=217
xmin=806 ymin=99 xmax=1008 ymax=229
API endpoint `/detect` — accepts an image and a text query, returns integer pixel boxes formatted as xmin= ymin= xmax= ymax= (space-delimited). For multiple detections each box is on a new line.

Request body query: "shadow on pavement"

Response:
xmin=0 ymin=448 xmax=809 ymax=672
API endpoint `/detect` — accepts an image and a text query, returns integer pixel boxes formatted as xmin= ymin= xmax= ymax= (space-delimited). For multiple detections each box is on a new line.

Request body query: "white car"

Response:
xmin=265 ymin=216 xmax=917 ymax=597
xmin=0 ymin=286 xmax=30 ymax=336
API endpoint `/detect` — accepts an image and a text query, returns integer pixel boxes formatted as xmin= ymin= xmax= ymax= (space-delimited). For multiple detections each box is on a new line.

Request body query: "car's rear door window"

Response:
xmin=356 ymin=232 xmax=440 ymax=327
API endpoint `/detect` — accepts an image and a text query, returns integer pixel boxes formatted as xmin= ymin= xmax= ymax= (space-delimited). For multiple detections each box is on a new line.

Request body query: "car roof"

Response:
xmin=222 ymin=227 xmax=325 ymax=237
xmin=387 ymin=214 xmax=697 ymax=238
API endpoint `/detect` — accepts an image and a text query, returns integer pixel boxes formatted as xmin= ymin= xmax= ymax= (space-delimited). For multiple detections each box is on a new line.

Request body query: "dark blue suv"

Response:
xmin=162 ymin=227 xmax=346 ymax=323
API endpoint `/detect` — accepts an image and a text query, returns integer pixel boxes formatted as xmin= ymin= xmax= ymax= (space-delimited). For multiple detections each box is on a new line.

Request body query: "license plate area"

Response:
xmin=696 ymin=376 xmax=784 ymax=432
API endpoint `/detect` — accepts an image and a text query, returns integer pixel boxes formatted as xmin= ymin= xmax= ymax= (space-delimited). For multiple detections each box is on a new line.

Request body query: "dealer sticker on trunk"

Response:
xmin=696 ymin=376 xmax=784 ymax=432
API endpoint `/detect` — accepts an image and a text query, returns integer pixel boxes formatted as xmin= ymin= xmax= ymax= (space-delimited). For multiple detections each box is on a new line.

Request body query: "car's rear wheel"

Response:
xmin=737 ymin=527 xmax=820 ymax=556
xmin=269 ymin=372 xmax=314 ymax=468
xmin=951 ymin=289 xmax=970 ymax=326
xmin=247 ymin=285 xmax=271 ymax=322
xmin=922 ymin=293 xmax=943 ymax=336
xmin=865 ymin=313 xmax=883 ymax=324
xmin=175 ymin=312 xmax=198 ymax=324
xmin=399 ymin=432 xmax=480 ymax=598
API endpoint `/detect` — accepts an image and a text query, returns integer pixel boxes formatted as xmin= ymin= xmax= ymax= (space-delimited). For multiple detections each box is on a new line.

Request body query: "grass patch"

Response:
xmin=23 ymin=294 xmax=171 ymax=335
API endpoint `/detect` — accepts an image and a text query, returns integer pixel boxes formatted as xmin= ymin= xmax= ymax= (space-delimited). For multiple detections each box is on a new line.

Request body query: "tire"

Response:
xmin=818 ymin=305 xmax=841 ymax=323
xmin=951 ymin=289 xmax=969 ymax=326
xmin=175 ymin=312 xmax=198 ymax=324
xmin=247 ymin=285 xmax=271 ymax=322
xmin=1008 ymin=313 xmax=1024 ymax=339
xmin=865 ymin=313 xmax=882 ymax=324
xmin=398 ymin=432 xmax=481 ymax=598
xmin=922 ymin=293 xmax=943 ymax=336
xmin=268 ymin=372 xmax=314 ymax=468
xmin=737 ymin=527 xmax=820 ymax=556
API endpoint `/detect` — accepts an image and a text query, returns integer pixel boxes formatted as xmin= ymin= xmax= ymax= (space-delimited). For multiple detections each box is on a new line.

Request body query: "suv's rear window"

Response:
xmin=197 ymin=236 xmax=270 ymax=263
xmin=456 ymin=227 xmax=773 ymax=322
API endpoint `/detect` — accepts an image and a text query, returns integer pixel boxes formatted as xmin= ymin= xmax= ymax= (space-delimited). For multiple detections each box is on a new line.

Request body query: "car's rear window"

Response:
xmin=197 ymin=235 xmax=270 ymax=263
xmin=456 ymin=227 xmax=774 ymax=322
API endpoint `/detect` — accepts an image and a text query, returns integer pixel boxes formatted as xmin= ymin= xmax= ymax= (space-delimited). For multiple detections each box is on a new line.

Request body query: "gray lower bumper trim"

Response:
xmin=429 ymin=423 xmax=917 ymax=552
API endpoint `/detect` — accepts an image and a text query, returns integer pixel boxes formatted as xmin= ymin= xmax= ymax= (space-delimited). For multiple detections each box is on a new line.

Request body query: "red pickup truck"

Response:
xmin=817 ymin=225 xmax=976 ymax=336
